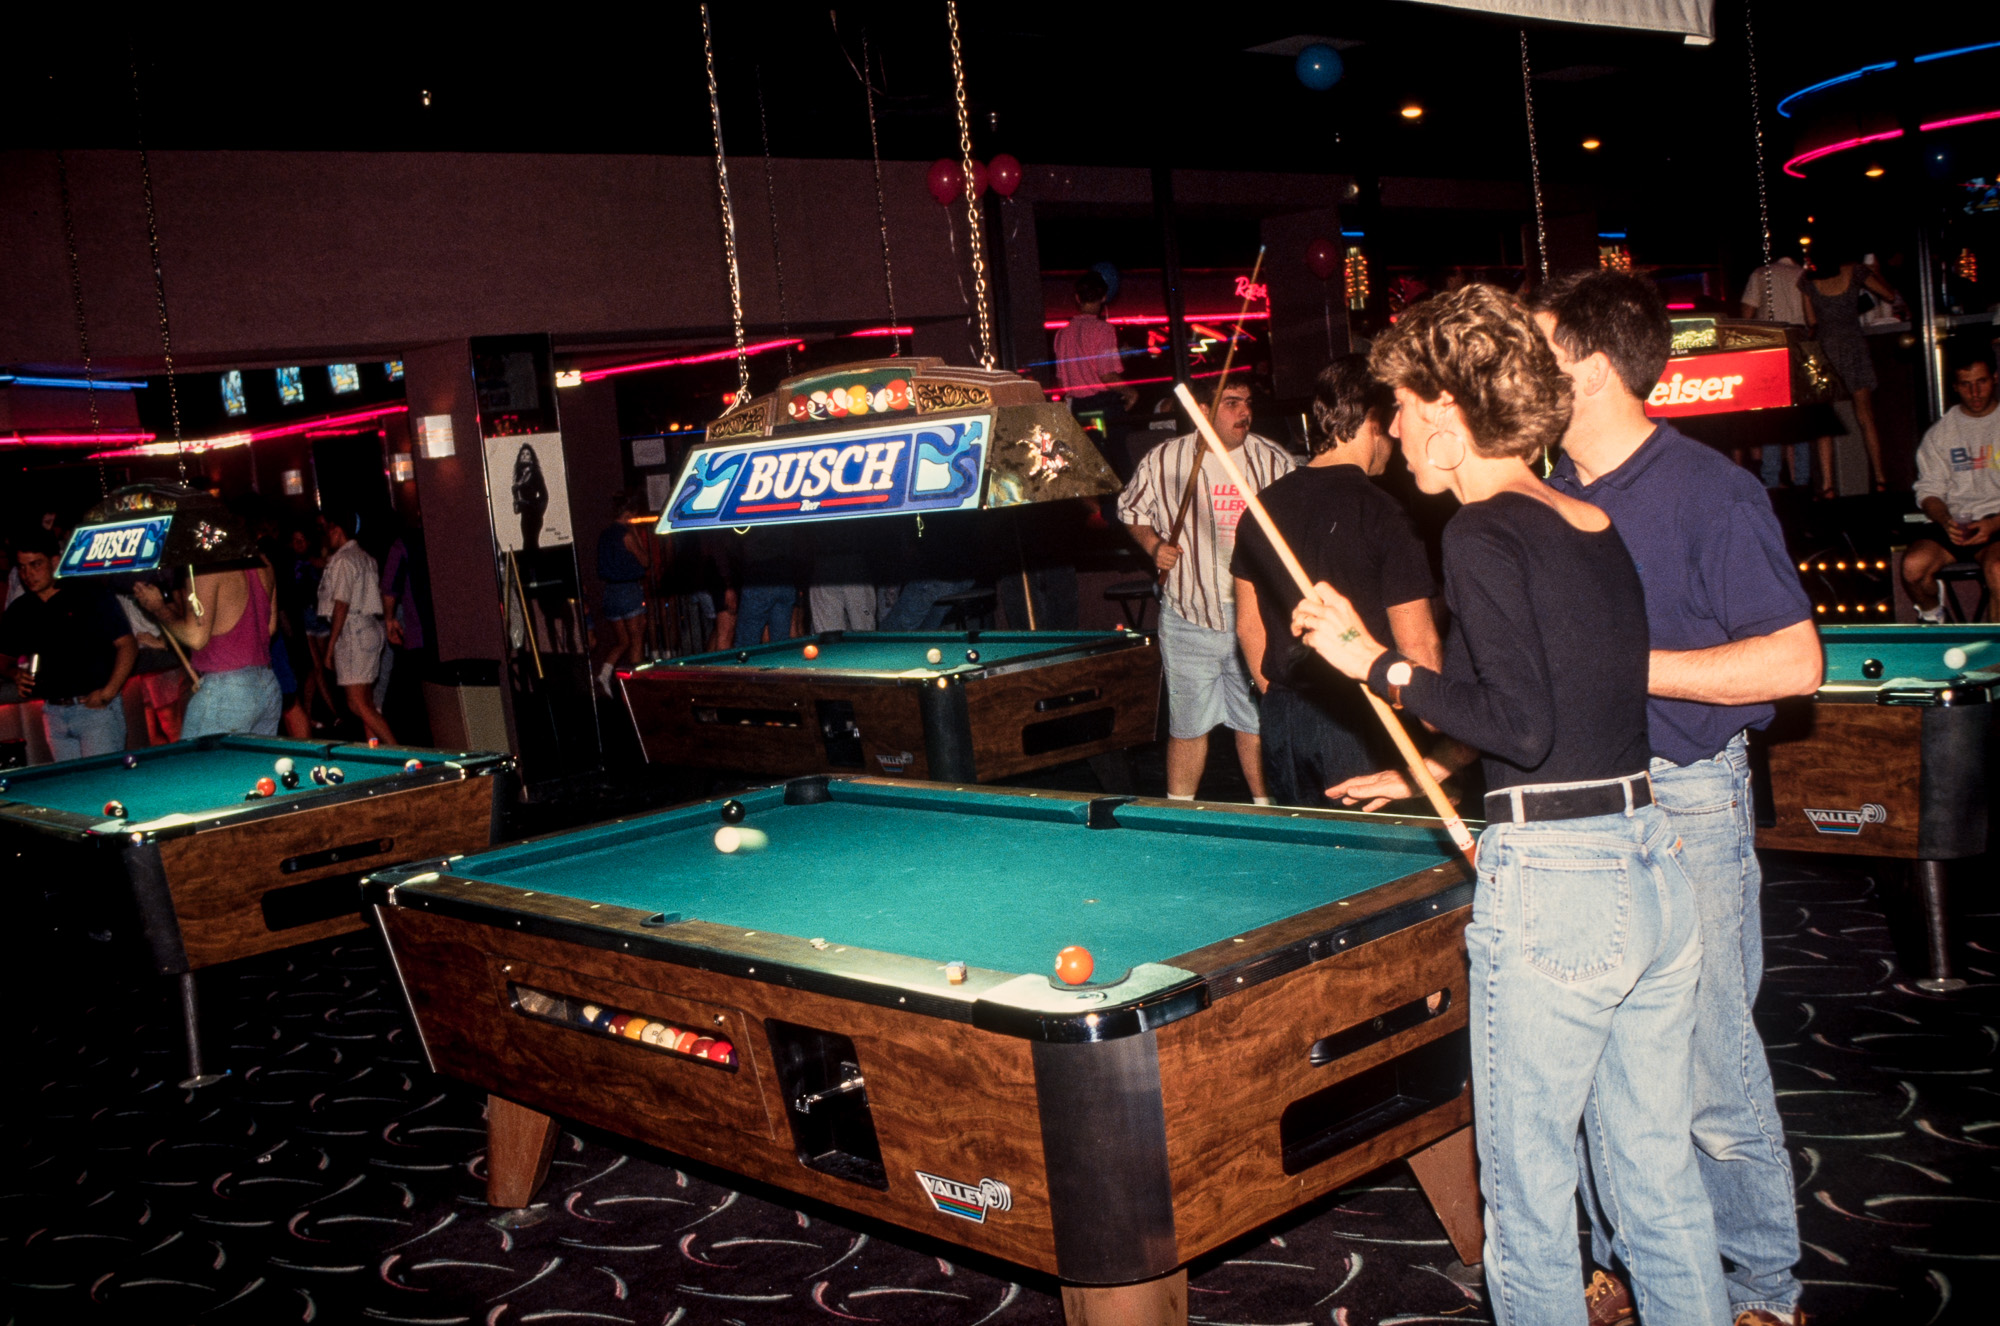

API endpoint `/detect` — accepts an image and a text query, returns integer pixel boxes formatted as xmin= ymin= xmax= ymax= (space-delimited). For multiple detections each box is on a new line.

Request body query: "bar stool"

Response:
xmin=1105 ymin=579 xmax=1157 ymax=632
xmin=934 ymin=588 xmax=997 ymax=631
xmin=1935 ymin=562 xmax=1991 ymax=623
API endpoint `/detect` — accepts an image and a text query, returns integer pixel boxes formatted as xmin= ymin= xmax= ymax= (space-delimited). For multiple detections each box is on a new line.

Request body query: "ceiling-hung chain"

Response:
xmin=753 ymin=66 xmax=794 ymax=377
xmin=55 ymin=151 xmax=109 ymax=496
xmin=946 ymin=1 xmax=995 ymax=369
xmin=1518 ymin=29 xmax=1548 ymax=284
xmin=131 ymin=50 xmax=186 ymax=481
xmin=861 ymin=31 xmax=901 ymax=356
xmin=1744 ymin=1 xmax=1777 ymax=312
xmin=700 ymin=4 xmax=752 ymax=400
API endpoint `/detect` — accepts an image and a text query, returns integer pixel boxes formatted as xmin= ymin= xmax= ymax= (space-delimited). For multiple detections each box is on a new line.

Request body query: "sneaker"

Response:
xmin=1585 ymin=1270 xmax=1637 ymax=1326
xmin=1916 ymin=604 xmax=1946 ymax=624
xmin=1734 ymin=1311 xmax=1805 ymax=1326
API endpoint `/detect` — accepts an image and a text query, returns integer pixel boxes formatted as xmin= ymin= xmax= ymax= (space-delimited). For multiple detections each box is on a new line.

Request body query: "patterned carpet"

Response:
xmin=4 ymin=849 xmax=1996 ymax=1326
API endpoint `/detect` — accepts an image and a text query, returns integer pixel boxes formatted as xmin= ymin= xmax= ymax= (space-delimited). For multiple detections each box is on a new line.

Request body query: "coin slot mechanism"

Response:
xmin=815 ymin=700 xmax=865 ymax=767
xmin=765 ymin=1018 xmax=887 ymax=1190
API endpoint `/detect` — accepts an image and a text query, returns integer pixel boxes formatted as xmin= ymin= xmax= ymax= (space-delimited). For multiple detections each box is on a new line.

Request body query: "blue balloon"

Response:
xmin=1296 ymin=43 xmax=1343 ymax=91
xmin=1091 ymin=261 xmax=1121 ymax=304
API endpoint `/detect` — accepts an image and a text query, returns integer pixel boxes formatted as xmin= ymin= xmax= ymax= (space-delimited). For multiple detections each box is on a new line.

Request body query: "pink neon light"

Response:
xmin=1 ymin=430 xmax=156 ymax=448
xmin=1045 ymin=312 xmax=1273 ymax=330
xmin=846 ymin=326 xmax=914 ymax=338
xmin=249 ymin=403 xmax=406 ymax=443
xmin=1667 ymin=302 xmax=1696 ymax=310
xmin=581 ymin=338 xmax=805 ymax=382
xmin=1783 ymin=128 xmax=1903 ymax=178
xmin=1047 ymin=363 xmax=1251 ymax=401
xmin=1920 ymin=108 xmax=2000 ymax=131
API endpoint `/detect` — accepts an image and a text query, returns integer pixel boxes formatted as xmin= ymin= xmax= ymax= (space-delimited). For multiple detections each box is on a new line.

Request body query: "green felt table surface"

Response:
xmin=436 ymin=782 xmax=1460 ymax=983
xmin=1816 ymin=624 xmax=2000 ymax=688
xmin=655 ymin=630 xmax=1134 ymax=677
xmin=0 ymin=736 xmax=456 ymax=825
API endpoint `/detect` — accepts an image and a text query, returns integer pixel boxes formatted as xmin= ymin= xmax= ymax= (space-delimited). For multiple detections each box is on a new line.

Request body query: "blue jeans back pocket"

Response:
xmin=1518 ymin=852 xmax=1632 ymax=982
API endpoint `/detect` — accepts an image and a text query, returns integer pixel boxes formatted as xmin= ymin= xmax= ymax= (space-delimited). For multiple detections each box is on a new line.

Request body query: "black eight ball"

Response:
xmin=280 ymin=770 xmax=300 ymax=789
xmin=719 ymin=799 xmax=746 ymax=825
xmin=966 ymin=649 xmax=980 ymax=663
xmin=1862 ymin=658 xmax=1884 ymax=680
xmin=736 ymin=650 xmax=751 ymax=662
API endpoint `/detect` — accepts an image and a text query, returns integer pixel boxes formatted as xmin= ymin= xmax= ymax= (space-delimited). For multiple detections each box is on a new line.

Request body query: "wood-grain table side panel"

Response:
xmin=159 ymin=777 xmax=493 ymax=969
xmin=962 ymin=646 xmax=1161 ymax=782
xmin=379 ymin=907 xmax=1061 ymax=1273
xmin=1156 ymin=908 xmax=1473 ymax=1262
xmin=626 ymin=672 xmax=932 ymax=779
xmin=1757 ymin=703 xmax=1922 ymax=856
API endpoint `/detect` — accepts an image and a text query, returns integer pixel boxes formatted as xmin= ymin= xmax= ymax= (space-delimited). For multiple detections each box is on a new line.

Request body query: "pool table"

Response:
xmin=620 ymin=629 xmax=1159 ymax=783
xmin=1754 ymin=623 xmax=1998 ymax=991
xmin=365 ymin=775 xmax=1481 ymax=1322
xmin=0 ymin=734 xmax=512 ymax=1084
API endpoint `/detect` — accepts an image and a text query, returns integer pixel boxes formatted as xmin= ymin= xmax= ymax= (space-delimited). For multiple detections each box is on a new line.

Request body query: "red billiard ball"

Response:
xmin=705 ymin=1038 xmax=734 ymax=1063
xmin=1055 ymin=945 xmax=1094 ymax=985
xmin=103 ymin=800 xmax=127 ymax=818
xmin=255 ymin=777 xmax=277 ymax=797
xmin=368 ymin=738 xmax=380 ymax=748
xmin=803 ymin=644 xmax=820 ymax=660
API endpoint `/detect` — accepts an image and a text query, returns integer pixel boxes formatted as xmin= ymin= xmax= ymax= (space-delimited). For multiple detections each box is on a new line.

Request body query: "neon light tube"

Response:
xmin=0 ymin=430 xmax=157 ymax=448
xmin=1914 ymin=41 xmax=2000 ymax=63
xmin=845 ymin=326 xmax=914 ymax=338
xmin=0 ymin=374 xmax=146 ymax=391
xmin=1775 ymin=61 xmax=1896 ymax=118
xmin=1782 ymin=128 xmax=1902 ymax=178
xmin=248 ymin=403 xmax=406 ymax=443
xmin=580 ymin=338 xmax=805 ymax=382
xmin=1920 ymin=108 xmax=2000 ymax=131
xmin=1044 ymin=312 xmax=1273 ymax=330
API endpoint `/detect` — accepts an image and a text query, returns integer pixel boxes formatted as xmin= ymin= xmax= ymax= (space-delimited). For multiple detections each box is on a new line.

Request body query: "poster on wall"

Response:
xmin=482 ymin=431 xmax=575 ymax=552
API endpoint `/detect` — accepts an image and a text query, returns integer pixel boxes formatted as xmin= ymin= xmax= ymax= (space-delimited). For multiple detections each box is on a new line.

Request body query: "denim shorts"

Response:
xmin=602 ymin=580 xmax=645 ymax=622
xmin=1157 ymin=600 xmax=1259 ymax=738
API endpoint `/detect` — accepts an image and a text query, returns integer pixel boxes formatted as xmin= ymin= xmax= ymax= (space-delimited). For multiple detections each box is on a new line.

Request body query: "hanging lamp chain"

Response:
xmin=55 ymin=151 xmax=109 ymax=497
xmin=754 ymin=66 xmax=794 ymax=377
xmin=861 ymin=31 xmax=902 ymax=356
xmin=1518 ymin=29 xmax=1549 ymax=284
xmin=131 ymin=53 xmax=186 ymax=482
xmin=946 ymin=0 xmax=995 ymax=370
xmin=701 ymin=4 xmax=752 ymax=401
xmin=1744 ymin=1 xmax=1777 ymax=312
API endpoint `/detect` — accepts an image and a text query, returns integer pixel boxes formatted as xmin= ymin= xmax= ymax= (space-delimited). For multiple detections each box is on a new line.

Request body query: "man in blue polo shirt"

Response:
xmin=1536 ymin=269 xmax=1820 ymax=1326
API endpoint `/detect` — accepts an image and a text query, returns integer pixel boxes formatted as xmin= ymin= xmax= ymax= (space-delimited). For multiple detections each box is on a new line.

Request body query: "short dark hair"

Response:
xmin=325 ymin=511 xmax=359 ymax=537
xmin=1370 ymin=284 xmax=1572 ymax=461
xmin=1074 ymin=270 xmax=1109 ymax=304
xmin=1530 ymin=268 xmax=1672 ymax=401
xmin=1309 ymin=355 xmax=1393 ymax=455
xmin=13 ymin=528 xmax=62 ymax=559
xmin=1949 ymin=346 xmax=1994 ymax=378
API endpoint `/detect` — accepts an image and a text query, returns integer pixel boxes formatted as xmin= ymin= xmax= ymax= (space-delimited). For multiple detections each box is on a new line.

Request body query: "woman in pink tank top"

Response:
xmin=134 ymin=563 xmax=283 ymax=738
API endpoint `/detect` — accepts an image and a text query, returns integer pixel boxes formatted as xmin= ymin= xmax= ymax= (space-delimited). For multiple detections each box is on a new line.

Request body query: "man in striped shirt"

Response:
xmin=1118 ymin=382 xmax=1295 ymax=800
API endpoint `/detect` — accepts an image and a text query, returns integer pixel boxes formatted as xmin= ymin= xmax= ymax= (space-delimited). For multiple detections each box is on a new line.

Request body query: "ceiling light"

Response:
xmin=1582 ymin=138 xmax=1601 ymax=150
xmin=1865 ymin=163 xmax=1885 ymax=177
xmin=1401 ymin=104 xmax=1423 ymax=119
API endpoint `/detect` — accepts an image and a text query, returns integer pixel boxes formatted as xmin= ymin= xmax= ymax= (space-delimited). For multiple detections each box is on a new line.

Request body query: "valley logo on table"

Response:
xmin=1803 ymin=803 xmax=1888 ymax=835
xmin=914 ymin=1170 xmax=1012 ymax=1223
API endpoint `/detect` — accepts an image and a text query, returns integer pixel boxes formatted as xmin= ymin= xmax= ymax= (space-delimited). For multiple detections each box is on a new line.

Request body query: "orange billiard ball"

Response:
xmin=803 ymin=644 xmax=820 ymax=660
xmin=1055 ymin=945 xmax=1094 ymax=985
xmin=255 ymin=776 xmax=277 ymax=797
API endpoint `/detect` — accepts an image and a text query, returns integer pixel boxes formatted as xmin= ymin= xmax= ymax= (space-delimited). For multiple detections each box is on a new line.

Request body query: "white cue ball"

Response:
xmin=926 ymin=647 xmax=943 ymax=664
xmin=714 ymin=825 xmax=769 ymax=854
xmin=274 ymin=757 xmax=294 ymax=775
xmin=1944 ymin=646 xmax=1967 ymax=670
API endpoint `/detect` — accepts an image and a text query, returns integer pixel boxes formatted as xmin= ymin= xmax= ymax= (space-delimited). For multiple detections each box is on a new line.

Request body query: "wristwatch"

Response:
xmin=1384 ymin=658 xmax=1414 ymax=709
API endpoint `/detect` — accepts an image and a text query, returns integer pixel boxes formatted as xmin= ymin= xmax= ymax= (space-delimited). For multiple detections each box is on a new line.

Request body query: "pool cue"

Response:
xmin=159 ymin=626 xmax=204 ymax=692
xmin=506 ymin=550 xmax=546 ymax=680
xmin=1157 ymin=245 xmax=1267 ymax=584
xmin=1014 ymin=521 xmax=1038 ymax=630
xmin=1171 ymin=382 xmax=1478 ymax=863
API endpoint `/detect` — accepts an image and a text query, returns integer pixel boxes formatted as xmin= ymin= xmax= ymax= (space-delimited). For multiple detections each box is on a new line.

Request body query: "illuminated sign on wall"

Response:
xmin=1645 ymin=347 xmax=1793 ymax=417
xmin=659 ymin=416 xmax=990 ymax=533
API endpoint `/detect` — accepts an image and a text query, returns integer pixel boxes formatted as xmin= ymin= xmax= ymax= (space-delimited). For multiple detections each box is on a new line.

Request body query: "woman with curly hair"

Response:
xmin=1291 ymin=284 xmax=1726 ymax=1325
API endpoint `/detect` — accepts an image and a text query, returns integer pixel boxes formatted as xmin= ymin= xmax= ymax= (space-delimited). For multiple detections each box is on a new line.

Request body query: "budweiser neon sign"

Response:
xmin=1645 ymin=347 xmax=1792 ymax=417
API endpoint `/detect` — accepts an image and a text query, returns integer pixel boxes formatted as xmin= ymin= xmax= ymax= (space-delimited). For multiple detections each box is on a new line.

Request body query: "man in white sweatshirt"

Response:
xmin=1904 ymin=352 xmax=2000 ymax=622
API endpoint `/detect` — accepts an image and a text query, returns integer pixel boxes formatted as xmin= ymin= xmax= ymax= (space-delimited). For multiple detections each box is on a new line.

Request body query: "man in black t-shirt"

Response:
xmin=1230 ymin=358 xmax=1441 ymax=807
xmin=0 ymin=530 xmax=137 ymax=760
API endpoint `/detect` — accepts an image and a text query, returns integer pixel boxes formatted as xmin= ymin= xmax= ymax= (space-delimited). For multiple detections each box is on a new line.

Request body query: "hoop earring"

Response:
xmin=1426 ymin=431 xmax=1467 ymax=471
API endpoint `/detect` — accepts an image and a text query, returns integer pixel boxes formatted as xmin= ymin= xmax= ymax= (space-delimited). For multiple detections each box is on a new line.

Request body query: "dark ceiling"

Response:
xmin=13 ymin=2 xmax=1994 ymax=271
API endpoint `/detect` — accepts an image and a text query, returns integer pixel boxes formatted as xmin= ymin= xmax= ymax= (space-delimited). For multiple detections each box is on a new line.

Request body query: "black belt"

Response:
xmin=1484 ymin=773 xmax=1653 ymax=824
xmin=40 ymin=696 xmax=84 ymax=707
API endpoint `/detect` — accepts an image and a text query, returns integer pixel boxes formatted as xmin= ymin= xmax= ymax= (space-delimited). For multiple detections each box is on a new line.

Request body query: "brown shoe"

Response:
xmin=1585 ymin=1270 xmax=1636 ymax=1326
xmin=1734 ymin=1313 xmax=1805 ymax=1326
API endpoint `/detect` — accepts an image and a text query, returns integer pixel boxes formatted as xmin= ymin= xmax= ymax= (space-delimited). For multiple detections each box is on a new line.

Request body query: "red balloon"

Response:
xmin=1305 ymin=237 xmax=1341 ymax=281
xmin=989 ymin=153 xmax=1022 ymax=197
xmin=927 ymin=158 xmax=962 ymax=205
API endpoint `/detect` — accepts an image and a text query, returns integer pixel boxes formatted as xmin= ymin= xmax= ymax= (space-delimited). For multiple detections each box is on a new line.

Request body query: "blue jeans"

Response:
xmin=1583 ymin=734 xmax=1802 ymax=1317
xmin=733 ymin=584 xmax=797 ymax=647
xmin=182 ymin=666 xmax=282 ymax=739
xmin=43 ymin=697 xmax=127 ymax=761
xmin=1472 ymin=802 xmax=1726 ymax=1326
xmin=1760 ymin=442 xmax=1810 ymax=488
xmin=877 ymin=578 xmax=975 ymax=631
